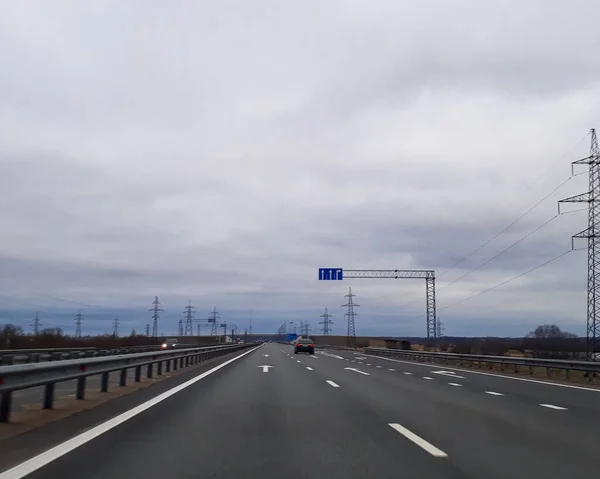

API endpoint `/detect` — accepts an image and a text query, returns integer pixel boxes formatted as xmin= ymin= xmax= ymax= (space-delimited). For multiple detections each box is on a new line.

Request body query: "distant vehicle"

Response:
xmin=294 ymin=338 xmax=314 ymax=355
xmin=161 ymin=338 xmax=179 ymax=349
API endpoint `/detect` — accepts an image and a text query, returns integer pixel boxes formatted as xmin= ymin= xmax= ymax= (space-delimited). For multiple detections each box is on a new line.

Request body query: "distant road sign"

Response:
xmin=318 ymin=268 xmax=343 ymax=280
xmin=286 ymin=333 xmax=297 ymax=341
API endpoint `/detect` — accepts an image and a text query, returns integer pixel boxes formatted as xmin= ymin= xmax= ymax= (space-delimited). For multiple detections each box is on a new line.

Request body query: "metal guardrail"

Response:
xmin=0 ymin=344 xmax=199 ymax=366
xmin=364 ymin=347 xmax=600 ymax=378
xmin=0 ymin=343 xmax=255 ymax=422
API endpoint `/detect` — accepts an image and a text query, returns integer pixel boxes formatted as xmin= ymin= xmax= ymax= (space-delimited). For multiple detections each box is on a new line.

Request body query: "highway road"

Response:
xmin=1 ymin=342 xmax=600 ymax=478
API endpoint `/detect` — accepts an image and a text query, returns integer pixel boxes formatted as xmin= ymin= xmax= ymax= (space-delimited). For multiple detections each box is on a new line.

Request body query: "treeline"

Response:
xmin=414 ymin=325 xmax=588 ymax=359
xmin=0 ymin=324 xmax=168 ymax=350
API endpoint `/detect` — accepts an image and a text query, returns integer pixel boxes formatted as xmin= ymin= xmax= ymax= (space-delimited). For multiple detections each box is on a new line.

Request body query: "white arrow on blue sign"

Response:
xmin=318 ymin=268 xmax=343 ymax=280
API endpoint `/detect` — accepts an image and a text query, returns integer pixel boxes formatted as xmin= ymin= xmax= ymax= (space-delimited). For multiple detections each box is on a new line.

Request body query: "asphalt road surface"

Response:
xmin=2 ymin=343 xmax=600 ymax=479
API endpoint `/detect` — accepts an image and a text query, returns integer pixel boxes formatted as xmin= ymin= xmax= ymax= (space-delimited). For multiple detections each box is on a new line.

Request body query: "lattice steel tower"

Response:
xmin=559 ymin=128 xmax=600 ymax=360
xmin=208 ymin=307 xmax=220 ymax=336
xmin=342 ymin=288 xmax=359 ymax=348
xmin=74 ymin=310 xmax=83 ymax=338
xmin=32 ymin=312 xmax=40 ymax=336
xmin=149 ymin=296 xmax=164 ymax=338
xmin=183 ymin=300 xmax=195 ymax=336
xmin=319 ymin=308 xmax=333 ymax=335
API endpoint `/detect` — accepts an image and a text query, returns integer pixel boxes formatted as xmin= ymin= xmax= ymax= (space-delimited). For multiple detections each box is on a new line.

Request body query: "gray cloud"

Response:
xmin=0 ymin=1 xmax=598 ymax=338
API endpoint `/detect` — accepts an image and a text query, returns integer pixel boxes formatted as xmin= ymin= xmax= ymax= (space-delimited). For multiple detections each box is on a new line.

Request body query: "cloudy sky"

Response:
xmin=0 ymin=0 xmax=599 ymax=338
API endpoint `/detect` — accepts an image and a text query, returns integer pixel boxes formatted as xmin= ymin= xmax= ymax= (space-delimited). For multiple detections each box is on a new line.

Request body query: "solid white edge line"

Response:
xmin=388 ymin=423 xmax=448 ymax=458
xmin=326 ymin=380 xmax=340 ymax=388
xmin=540 ymin=403 xmax=567 ymax=410
xmin=362 ymin=353 xmax=600 ymax=393
xmin=0 ymin=344 xmax=263 ymax=479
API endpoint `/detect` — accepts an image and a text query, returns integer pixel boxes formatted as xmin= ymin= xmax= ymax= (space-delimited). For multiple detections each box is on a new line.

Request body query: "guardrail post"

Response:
xmin=32 ymin=353 xmax=41 ymax=363
xmin=135 ymin=366 xmax=142 ymax=382
xmin=179 ymin=357 xmax=184 ymax=368
xmin=529 ymin=365 xmax=533 ymax=375
xmin=50 ymin=352 xmax=62 ymax=361
xmin=157 ymin=361 xmax=163 ymax=375
xmin=44 ymin=383 xmax=55 ymax=409
xmin=147 ymin=363 xmax=153 ymax=379
xmin=565 ymin=368 xmax=570 ymax=380
xmin=120 ymin=368 xmax=127 ymax=386
xmin=0 ymin=392 xmax=12 ymax=422
xmin=76 ymin=377 xmax=86 ymax=400
xmin=166 ymin=359 xmax=171 ymax=373
xmin=173 ymin=358 xmax=178 ymax=371
xmin=101 ymin=372 xmax=109 ymax=392
xmin=3 ymin=355 xmax=15 ymax=366
xmin=85 ymin=351 xmax=95 ymax=358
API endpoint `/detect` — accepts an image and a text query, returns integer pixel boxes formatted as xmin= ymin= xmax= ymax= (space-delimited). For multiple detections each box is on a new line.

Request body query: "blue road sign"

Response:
xmin=318 ymin=268 xmax=343 ymax=280
xmin=286 ymin=333 xmax=297 ymax=341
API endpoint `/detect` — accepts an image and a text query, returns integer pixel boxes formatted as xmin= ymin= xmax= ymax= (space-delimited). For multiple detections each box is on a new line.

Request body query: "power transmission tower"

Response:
xmin=32 ymin=311 xmax=40 ymax=336
xmin=74 ymin=310 xmax=83 ymax=338
xmin=112 ymin=317 xmax=120 ymax=338
xmin=145 ymin=323 xmax=150 ymax=336
xmin=436 ymin=317 xmax=444 ymax=338
xmin=341 ymin=288 xmax=359 ymax=348
xmin=559 ymin=128 xmax=600 ymax=360
xmin=178 ymin=319 xmax=183 ymax=336
xmin=319 ymin=308 xmax=333 ymax=335
xmin=208 ymin=307 xmax=220 ymax=336
xmin=149 ymin=296 xmax=163 ymax=338
xmin=183 ymin=300 xmax=195 ymax=336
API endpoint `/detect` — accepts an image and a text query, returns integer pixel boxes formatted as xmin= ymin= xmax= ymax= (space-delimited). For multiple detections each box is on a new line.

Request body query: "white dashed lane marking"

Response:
xmin=388 ymin=423 xmax=448 ymax=458
xmin=540 ymin=404 xmax=567 ymax=410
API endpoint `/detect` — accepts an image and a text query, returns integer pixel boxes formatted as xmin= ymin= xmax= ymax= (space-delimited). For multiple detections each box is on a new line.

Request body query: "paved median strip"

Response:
xmin=388 ymin=423 xmax=448 ymax=458
xmin=326 ymin=380 xmax=340 ymax=388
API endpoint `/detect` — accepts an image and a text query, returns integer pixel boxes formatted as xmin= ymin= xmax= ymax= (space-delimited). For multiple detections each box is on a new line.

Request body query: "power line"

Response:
xmin=438 ymin=249 xmax=575 ymax=312
xmin=445 ymin=213 xmax=560 ymax=287
xmin=441 ymin=175 xmax=574 ymax=278
xmin=436 ymin=134 xmax=589 ymax=280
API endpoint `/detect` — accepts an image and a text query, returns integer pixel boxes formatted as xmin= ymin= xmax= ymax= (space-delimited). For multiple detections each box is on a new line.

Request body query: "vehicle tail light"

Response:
xmin=309 ymin=344 xmax=314 ymax=347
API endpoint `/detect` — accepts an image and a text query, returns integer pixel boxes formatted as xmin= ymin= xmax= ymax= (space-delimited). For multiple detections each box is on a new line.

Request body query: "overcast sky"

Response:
xmin=1 ymin=0 xmax=599 ymax=338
